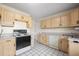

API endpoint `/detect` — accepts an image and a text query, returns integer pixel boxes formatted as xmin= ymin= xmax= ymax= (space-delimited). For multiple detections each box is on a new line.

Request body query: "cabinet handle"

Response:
xmin=26 ymin=21 xmax=28 ymax=23
xmin=77 ymin=20 xmax=79 ymax=24
xmin=0 ymin=14 xmax=1 ymax=19
xmin=13 ymin=22 xmax=14 ymax=24
xmin=14 ymin=44 xmax=16 ymax=46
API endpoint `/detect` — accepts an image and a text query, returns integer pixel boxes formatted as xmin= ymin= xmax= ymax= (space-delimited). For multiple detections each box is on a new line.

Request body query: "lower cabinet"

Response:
xmin=37 ymin=33 xmax=48 ymax=45
xmin=69 ymin=40 xmax=79 ymax=56
xmin=0 ymin=41 xmax=4 ymax=56
xmin=37 ymin=34 xmax=69 ymax=53
xmin=37 ymin=34 xmax=60 ymax=49
xmin=0 ymin=39 xmax=16 ymax=56
xmin=58 ymin=36 xmax=69 ymax=53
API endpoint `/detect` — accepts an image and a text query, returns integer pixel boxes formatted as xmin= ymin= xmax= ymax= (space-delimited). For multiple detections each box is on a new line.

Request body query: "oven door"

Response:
xmin=16 ymin=36 xmax=31 ymax=50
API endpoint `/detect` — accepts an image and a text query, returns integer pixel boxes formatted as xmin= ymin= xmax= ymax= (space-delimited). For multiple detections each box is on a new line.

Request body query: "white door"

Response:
xmin=48 ymin=35 xmax=60 ymax=49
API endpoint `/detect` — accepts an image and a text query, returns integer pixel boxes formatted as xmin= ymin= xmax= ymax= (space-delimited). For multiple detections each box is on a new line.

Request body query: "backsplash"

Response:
xmin=0 ymin=21 xmax=31 ymax=34
xmin=40 ymin=28 xmax=78 ymax=33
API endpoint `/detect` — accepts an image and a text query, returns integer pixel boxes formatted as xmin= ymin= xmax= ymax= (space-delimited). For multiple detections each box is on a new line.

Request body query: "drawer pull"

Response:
xmin=77 ymin=20 xmax=79 ymax=24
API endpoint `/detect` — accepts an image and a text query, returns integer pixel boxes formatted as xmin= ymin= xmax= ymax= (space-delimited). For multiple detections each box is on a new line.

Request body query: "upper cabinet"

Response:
xmin=45 ymin=18 xmax=52 ymax=28
xmin=40 ymin=18 xmax=52 ymax=29
xmin=40 ymin=16 xmax=61 ymax=28
xmin=14 ymin=13 xmax=27 ymax=22
xmin=40 ymin=7 xmax=79 ymax=29
xmin=60 ymin=12 xmax=71 ymax=27
xmin=0 ymin=7 xmax=14 ymax=27
xmin=26 ymin=17 xmax=32 ymax=28
xmin=70 ymin=7 xmax=79 ymax=26
xmin=52 ymin=16 xmax=61 ymax=27
xmin=40 ymin=19 xmax=46 ymax=28
xmin=0 ymin=6 xmax=32 ymax=28
xmin=14 ymin=13 xmax=32 ymax=28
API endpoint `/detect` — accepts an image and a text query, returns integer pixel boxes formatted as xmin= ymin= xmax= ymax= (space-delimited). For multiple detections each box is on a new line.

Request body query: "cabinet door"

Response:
xmin=26 ymin=17 xmax=32 ymax=28
xmin=60 ymin=12 xmax=71 ymax=27
xmin=9 ymin=39 xmax=16 ymax=56
xmin=58 ymin=38 xmax=62 ymax=51
xmin=69 ymin=41 xmax=79 ymax=56
xmin=58 ymin=36 xmax=68 ymax=53
xmin=3 ymin=39 xmax=16 ymax=56
xmin=38 ymin=34 xmax=48 ymax=45
xmin=43 ymin=34 xmax=48 ymax=45
xmin=0 ymin=40 xmax=4 ymax=56
xmin=70 ymin=7 xmax=79 ymax=26
xmin=1 ymin=7 xmax=7 ymax=26
xmin=14 ymin=13 xmax=22 ymax=21
xmin=6 ymin=10 xmax=14 ymax=26
xmin=51 ymin=18 xmax=55 ymax=28
xmin=1 ymin=7 xmax=14 ymax=27
xmin=45 ymin=18 xmax=51 ymax=28
xmin=53 ymin=16 xmax=61 ymax=27
xmin=61 ymin=39 xmax=69 ymax=53
xmin=40 ymin=20 xmax=46 ymax=29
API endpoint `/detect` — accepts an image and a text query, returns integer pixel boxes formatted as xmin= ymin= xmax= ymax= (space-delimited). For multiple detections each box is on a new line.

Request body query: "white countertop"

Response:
xmin=0 ymin=33 xmax=31 ymax=40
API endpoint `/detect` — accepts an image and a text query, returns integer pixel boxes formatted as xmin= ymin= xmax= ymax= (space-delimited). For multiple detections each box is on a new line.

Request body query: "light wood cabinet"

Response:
xmin=40 ymin=16 xmax=61 ymax=28
xmin=58 ymin=36 xmax=69 ymax=53
xmin=0 ymin=7 xmax=14 ymax=27
xmin=60 ymin=12 xmax=71 ymax=27
xmin=69 ymin=40 xmax=79 ymax=56
xmin=40 ymin=20 xmax=46 ymax=28
xmin=53 ymin=16 xmax=61 ymax=27
xmin=51 ymin=17 xmax=60 ymax=28
xmin=14 ymin=13 xmax=27 ymax=22
xmin=40 ymin=7 xmax=79 ymax=28
xmin=40 ymin=18 xmax=52 ymax=29
xmin=45 ymin=18 xmax=52 ymax=28
xmin=0 ymin=39 xmax=16 ymax=56
xmin=26 ymin=17 xmax=32 ymax=28
xmin=0 ymin=40 xmax=4 ymax=56
xmin=70 ymin=7 xmax=79 ymax=26
xmin=3 ymin=39 xmax=16 ymax=56
xmin=38 ymin=34 xmax=48 ymax=45
xmin=51 ymin=18 xmax=55 ymax=28
xmin=15 ymin=13 xmax=32 ymax=28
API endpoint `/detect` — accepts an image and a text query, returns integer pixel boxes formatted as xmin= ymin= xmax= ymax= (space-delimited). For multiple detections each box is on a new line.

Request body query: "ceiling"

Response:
xmin=3 ymin=3 xmax=79 ymax=20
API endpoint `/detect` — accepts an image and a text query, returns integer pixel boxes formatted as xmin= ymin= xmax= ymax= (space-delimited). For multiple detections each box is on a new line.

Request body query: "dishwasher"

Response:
xmin=48 ymin=35 xmax=60 ymax=49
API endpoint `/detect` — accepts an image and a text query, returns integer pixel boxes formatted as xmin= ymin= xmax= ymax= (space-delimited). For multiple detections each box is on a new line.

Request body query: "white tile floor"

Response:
xmin=17 ymin=41 xmax=68 ymax=56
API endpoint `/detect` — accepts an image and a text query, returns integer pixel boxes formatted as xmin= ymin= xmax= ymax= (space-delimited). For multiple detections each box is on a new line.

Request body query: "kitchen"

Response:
xmin=0 ymin=3 xmax=79 ymax=56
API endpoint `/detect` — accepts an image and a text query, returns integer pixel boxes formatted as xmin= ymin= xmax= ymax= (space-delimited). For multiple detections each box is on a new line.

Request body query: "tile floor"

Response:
xmin=17 ymin=41 xmax=68 ymax=56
